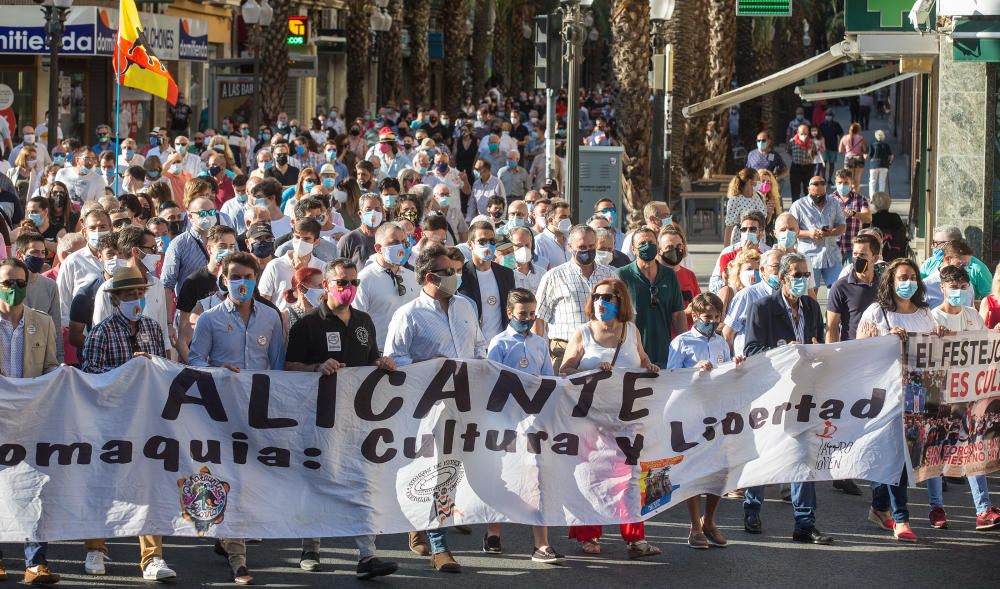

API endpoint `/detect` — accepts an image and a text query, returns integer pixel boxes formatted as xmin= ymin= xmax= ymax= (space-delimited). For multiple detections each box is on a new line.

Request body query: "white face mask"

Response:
xmin=304 ymin=287 xmax=325 ymax=307
xmin=103 ymin=258 xmax=121 ymax=275
xmin=333 ymin=189 xmax=348 ymax=203
xmin=140 ymin=252 xmax=161 ymax=273
xmin=291 ymin=238 xmax=314 ymax=257
xmin=595 ymin=250 xmax=614 ymax=266
xmin=557 ymin=218 xmax=572 ymax=234
xmin=513 ymin=246 xmax=533 ymax=265
xmin=739 ymin=269 xmax=758 ymax=288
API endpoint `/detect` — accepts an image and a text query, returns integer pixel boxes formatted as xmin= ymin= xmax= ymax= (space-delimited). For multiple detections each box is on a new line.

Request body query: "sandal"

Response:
xmin=579 ymin=539 xmax=601 ymax=554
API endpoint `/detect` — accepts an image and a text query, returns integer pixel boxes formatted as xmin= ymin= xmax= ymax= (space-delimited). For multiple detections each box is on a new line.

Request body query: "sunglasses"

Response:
xmin=739 ymin=226 xmax=759 ymax=233
xmin=0 ymin=279 xmax=28 ymax=289
xmin=430 ymin=267 xmax=456 ymax=277
xmin=387 ymin=271 xmax=406 ymax=296
xmin=790 ymin=272 xmax=812 ymax=279
xmin=193 ymin=209 xmax=218 ymax=218
xmin=333 ymin=279 xmax=361 ymax=287
xmin=112 ymin=219 xmax=132 ymax=228
xmin=591 ymin=293 xmax=617 ymax=303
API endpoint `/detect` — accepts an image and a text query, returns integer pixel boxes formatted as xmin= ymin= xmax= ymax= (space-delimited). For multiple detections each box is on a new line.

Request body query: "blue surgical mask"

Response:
xmin=756 ymin=140 xmax=767 ymax=149
xmin=383 ymin=195 xmax=399 ymax=209
xmin=595 ymin=300 xmax=618 ymax=322
xmin=322 ymin=177 xmax=336 ymax=189
xmin=325 ymin=149 xmax=338 ymax=161
xmin=836 ymin=184 xmax=851 ymax=196
xmin=895 ymin=280 xmax=918 ymax=300
xmin=778 ymin=230 xmax=797 ymax=249
xmin=742 ymin=230 xmax=759 ymax=245
xmin=946 ymin=288 xmax=968 ymax=307
xmin=694 ymin=319 xmax=719 ymax=338
xmin=506 ymin=159 xmax=517 ymax=170
xmin=236 ymin=192 xmax=248 ymax=204
xmin=254 ymin=197 xmax=268 ymax=208
xmin=789 ymin=277 xmax=809 ymax=297
xmin=766 ymin=274 xmax=780 ymax=290
xmin=28 ymin=213 xmax=44 ymax=227
xmin=661 ymin=215 xmax=673 ymax=226
xmin=303 ymin=180 xmax=316 ymax=193
xmin=509 ymin=318 xmax=533 ymax=334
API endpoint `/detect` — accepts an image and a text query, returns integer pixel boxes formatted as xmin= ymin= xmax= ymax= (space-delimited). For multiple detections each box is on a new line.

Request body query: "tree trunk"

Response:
xmin=704 ymin=0 xmax=736 ymax=176
xmin=442 ymin=0 xmax=468 ymax=116
xmin=681 ymin=1 xmax=711 ymax=180
xmin=735 ymin=16 xmax=759 ymax=155
xmin=258 ymin=0 xmax=292 ymax=125
xmin=774 ymin=14 xmax=804 ymax=138
xmin=664 ymin=1 xmax=695 ymax=199
xmin=471 ymin=0 xmax=491 ymax=96
xmin=508 ymin=1 xmax=525 ymax=94
xmin=382 ymin=0 xmax=404 ymax=105
xmin=752 ymin=18 xmax=778 ymax=141
xmin=610 ymin=0 xmax=651 ymax=212
xmin=344 ymin=0 xmax=370 ymax=122
xmin=409 ymin=0 xmax=431 ymax=107
xmin=492 ymin=3 xmax=510 ymax=89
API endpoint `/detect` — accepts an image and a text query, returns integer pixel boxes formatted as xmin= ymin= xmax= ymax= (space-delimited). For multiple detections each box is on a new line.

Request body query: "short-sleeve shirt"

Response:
xmin=827 ymin=271 xmax=877 ymax=341
xmin=746 ymin=149 xmax=785 ymax=174
xmin=616 ymin=261 xmax=684 ymax=366
xmin=286 ymin=303 xmax=380 ymax=368
xmin=789 ymin=196 xmax=846 ymax=269
xmin=176 ymin=266 xmax=218 ymax=313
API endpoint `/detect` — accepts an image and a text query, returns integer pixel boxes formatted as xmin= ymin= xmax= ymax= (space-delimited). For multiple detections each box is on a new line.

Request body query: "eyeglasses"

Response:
xmin=739 ymin=226 xmax=759 ymax=233
xmin=112 ymin=219 xmax=132 ymax=229
xmin=790 ymin=272 xmax=812 ymax=279
xmin=591 ymin=293 xmax=617 ymax=303
xmin=809 ymin=181 xmax=827 ymax=186
xmin=0 ymin=279 xmax=28 ymax=289
xmin=333 ymin=279 xmax=361 ymax=287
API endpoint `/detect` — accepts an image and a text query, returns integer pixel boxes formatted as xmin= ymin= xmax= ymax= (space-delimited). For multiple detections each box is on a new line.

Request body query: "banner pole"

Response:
xmin=114 ymin=0 xmax=122 ymax=199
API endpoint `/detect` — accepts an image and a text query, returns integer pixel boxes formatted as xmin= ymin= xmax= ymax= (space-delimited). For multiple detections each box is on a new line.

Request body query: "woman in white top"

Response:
xmin=856 ymin=258 xmax=946 ymax=543
xmin=558 ymin=278 xmax=661 ymax=559
xmin=723 ymin=168 xmax=768 ymax=247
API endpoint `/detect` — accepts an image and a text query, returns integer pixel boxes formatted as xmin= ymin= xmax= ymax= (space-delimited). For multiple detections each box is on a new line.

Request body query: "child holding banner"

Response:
xmin=484 ymin=288 xmax=564 ymax=563
xmin=928 ymin=265 xmax=1000 ymax=530
xmin=667 ymin=292 xmax=745 ymax=549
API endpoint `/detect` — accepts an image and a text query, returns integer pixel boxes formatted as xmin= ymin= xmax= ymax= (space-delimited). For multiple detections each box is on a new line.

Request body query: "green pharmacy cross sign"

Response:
xmin=846 ymin=0 xmax=921 ymax=32
xmin=737 ymin=0 xmax=792 ymax=17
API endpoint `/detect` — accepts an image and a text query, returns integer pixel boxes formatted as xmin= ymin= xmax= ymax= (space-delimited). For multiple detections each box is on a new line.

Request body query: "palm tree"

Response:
xmin=471 ymin=0 xmax=492 ymax=95
xmin=678 ymin=1 xmax=711 ymax=182
xmin=344 ymin=0 xmax=370 ymax=122
xmin=735 ymin=16 xmax=759 ymax=153
xmin=382 ymin=0 xmax=404 ymax=104
xmin=442 ymin=0 xmax=469 ymax=115
xmin=752 ymin=18 xmax=778 ymax=141
xmin=704 ymin=0 xmax=736 ymax=175
xmin=492 ymin=1 xmax=511 ymax=88
xmin=259 ymin=0 xmax=292 ymax=125
xmin=508 ymin=1 xmax=526 ymax=93
xmin=609 ymin=0 xmax=652 ymax=211
xmin=409 ymin=0 xmax=431 ymax=107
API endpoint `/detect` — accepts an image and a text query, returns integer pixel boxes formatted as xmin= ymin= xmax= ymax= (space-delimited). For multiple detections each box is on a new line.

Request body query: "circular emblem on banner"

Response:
xmin=486 ymin=295 xmax=497 ymax=306
xmin=257 ymin=335 xmax=267 ymax=346
xmin=406 ymin=459 xmax=465 ymax=503
xmin=355 ymin=327 xmax=370 ymax=345
xmin=177 ymin=467 xmax=230 ymax=536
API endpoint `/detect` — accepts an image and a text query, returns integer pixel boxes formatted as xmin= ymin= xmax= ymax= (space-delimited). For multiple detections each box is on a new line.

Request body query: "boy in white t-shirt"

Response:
xmin=928 ymin=265 xmax=999 ymax=530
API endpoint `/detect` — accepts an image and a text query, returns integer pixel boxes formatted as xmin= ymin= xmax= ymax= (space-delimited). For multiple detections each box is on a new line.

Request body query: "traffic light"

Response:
xmin=534 ymin=13 xmax=562 ymax=90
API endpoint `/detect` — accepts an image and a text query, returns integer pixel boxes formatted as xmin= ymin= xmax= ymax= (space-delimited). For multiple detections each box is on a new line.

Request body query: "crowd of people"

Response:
xmin=0 ymin=88 xmax=998 ymax=585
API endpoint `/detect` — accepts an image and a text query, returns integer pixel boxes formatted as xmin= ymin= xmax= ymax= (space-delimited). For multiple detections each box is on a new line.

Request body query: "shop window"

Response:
xmin=0 ymin=69 xmax=36 ymax=142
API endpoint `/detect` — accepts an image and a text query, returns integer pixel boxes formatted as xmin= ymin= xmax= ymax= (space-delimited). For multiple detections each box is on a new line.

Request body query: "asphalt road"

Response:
xmin=7 ymin=476 xmax=997 ymax=588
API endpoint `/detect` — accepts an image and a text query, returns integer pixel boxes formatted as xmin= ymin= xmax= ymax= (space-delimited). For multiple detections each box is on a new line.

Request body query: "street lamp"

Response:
xmin=559 ymin=0 xmax=594 ymax=222
xmin=242 ymin=0 xmax=272 ymax=131
xmin=36 ymin=0 xmax=73 ymax=153
xmin=650 ymin=0 xmax=674 ymax=199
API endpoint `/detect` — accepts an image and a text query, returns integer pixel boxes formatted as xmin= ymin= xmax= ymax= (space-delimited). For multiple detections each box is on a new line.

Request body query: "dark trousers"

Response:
xmin=789 ymin=163 xmax=812 ymax=202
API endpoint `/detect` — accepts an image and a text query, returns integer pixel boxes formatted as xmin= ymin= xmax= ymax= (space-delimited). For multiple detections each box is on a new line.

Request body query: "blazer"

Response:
xmin=743 ymin=290 xmax=823 ymax=357
xmin=0 ymin=307 xmax=59 ymax=378
xmin=458 ymin=260 xmax=516 ymax=330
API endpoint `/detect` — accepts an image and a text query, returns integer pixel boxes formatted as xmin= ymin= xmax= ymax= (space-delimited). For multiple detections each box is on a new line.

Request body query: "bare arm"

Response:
xmin=558 ymin=329 xmax=585 ymax=376
xmin=856 ymin=206 xmax=873 ymax=224
xmin=826 ymin=311 xmax=841 ymax=343
xmin=722 ymin=323 xmax=737 ymax=352
xmin=670 ymin=310 xmax=687 ymax=342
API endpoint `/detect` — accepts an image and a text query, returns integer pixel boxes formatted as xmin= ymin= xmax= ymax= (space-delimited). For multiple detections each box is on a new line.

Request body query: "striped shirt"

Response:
xmin=467 ymin=175 xmax=506 ymax=222
xmin=535 ymin=261 xmax=616 ymax=341
xmin=0 ymin=315 xmax=24 ymax=378
xmin=161 ymin=227 xmax=210 ymax=295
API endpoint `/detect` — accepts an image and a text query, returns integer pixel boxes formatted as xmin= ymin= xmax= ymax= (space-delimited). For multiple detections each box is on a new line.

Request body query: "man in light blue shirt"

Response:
xmin=161 ymin=195 xmax=218 ymax=296
xmin=789 ymin=176 xmax=846 ymax=291
xmin=384 ymin=243 xmax=485 ymax=573
xmin=467 ymin=158 xmax=506 ymax=222
xmin=722 ymin=249 xmax=782 ymax=356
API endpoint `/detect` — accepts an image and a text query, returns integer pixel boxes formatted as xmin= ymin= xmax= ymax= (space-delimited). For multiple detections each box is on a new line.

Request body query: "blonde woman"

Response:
xmin=202 ymin=135 xmax=241 ymax=173
xmin=718 ymin=249 xmax=761 ymax=317
xmin=756 ymin=168 xmax=782 ymax=243
xmin=7 ymin=144 xmax=43 ymax=200
xmin=723 ymin=167 xmax=767 ymax=247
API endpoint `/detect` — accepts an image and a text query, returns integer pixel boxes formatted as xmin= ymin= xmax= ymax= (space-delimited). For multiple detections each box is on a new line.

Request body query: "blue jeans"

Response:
xmin=871 ymin=468 xmax=909 ymax=523
xmin=0 ymin=543 xmax=47 ymax=567
xmin=927 ymin=475 xmax=992 ymax=514
xmin=744 ymin=482 xmax=817 ymax=530
xmin=812 ymin=263 xmax=842 ymax=290
xmin=426 ymin=529 xmax=449 ymax=555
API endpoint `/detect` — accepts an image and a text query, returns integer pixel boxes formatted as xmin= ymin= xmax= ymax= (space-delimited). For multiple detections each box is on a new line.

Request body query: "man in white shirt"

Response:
xmin=171 ymin=135 xmax=204 ymax=176
xmin=258 ymin=218 xmax=325 ymax=310
xmin=91 ymin=226 xmax=173 ymax=358
xmin=466 ymin=158 xmax=506 ymax=222
xmin=354 ymin=222 xmax=419 ymax=350
xmin=56 ymin=208 xmax=112 ymax=325
xmin=7 ymin=125 xmax=50 ymax=167
xmin=55 ymin=148 xmax=106 ymax=205
xmin=144 ymin=128 xmax=173 ymax=162
xmin=431 ymin=183 xmax=468 ymax=244
xmin=384 ymin=243 xmax=485 ymax=573
xmin=423 ymin=152 xmax=468 ymax=203
xmin=458 ymin=220 xmax=516 ymax=342
xmin=534 ymin=200 xmax=572 ymax=269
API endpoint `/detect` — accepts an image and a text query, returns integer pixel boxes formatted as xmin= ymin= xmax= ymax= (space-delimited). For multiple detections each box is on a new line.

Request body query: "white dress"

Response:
xmin=577 ymin=322 xmax=642 ymax=371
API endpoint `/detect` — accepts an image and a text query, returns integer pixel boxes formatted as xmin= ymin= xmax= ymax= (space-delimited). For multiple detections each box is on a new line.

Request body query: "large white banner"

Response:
xmin=0 ymin=337 xmax=905 ymax=542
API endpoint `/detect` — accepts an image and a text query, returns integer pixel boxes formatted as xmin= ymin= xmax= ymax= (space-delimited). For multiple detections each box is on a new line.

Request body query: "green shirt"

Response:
xmin=921 ymin=255 xmax=993 ymax=299
xmin=616 ymin=261 xmax=684 ymax=366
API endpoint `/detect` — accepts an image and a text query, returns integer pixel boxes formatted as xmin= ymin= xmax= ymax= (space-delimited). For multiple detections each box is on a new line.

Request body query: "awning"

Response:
xmin=797 ymin=72 xmax=918 ymax=102
xmin=795 ymin=64 xmax=898 ymax=94
xmin=682 ymin=40 xmax=854 ymax=118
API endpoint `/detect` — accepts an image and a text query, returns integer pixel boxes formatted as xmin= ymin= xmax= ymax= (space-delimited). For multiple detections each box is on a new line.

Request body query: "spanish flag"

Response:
xmin=113 ymin=0 xmax=178 ymax=105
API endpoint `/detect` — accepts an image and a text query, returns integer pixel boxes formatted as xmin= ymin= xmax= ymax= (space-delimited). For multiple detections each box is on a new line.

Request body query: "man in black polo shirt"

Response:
xmin=826 ymin=233 xmax=880 ymax=343
xmin=284 ymin=257 xmax=398 ymax=580
xmin=175 ymin=225 xmax=239 ymax=362
xmin=265 ymin=142 xmax=300 ymax=188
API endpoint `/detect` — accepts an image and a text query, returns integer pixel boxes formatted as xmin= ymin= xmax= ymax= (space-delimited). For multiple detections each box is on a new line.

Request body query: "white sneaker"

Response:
xmin=142 ymin=557 xmax=177 ymax=581
xmin=84 ymin=550 xmax=106 ymax=575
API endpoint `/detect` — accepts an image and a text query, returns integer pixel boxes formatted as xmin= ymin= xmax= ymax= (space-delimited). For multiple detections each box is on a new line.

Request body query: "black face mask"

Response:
xmin=661 ymin=248 xmax=684 ymax=266
xmin=853 ymin=256 xmax=869 ymax=274
xmin=811 ymin=194 xmax=826 ymax=205
xmin=275 ymin=154 xmax=288 ymax=166
xmin=167 ymin=220 xmax=186 ymax=236
xmin=350 ymin=128 xmax=360 ymax=137
xmin=251 ymin=240 xmax=275 ymax=259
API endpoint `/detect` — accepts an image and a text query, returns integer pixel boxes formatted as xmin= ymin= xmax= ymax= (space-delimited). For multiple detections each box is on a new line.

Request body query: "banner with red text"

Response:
xmin=0 ymin=337 xmax=905 ymax=541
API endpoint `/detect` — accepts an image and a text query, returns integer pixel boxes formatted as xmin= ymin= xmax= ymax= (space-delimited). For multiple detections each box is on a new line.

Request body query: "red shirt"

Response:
xmin=985 ymin=295 xmax=1000 ymax=329
xmin=673 ymin=265 xmax=701 ymax=329
xmin=214 ymin=175 xmax=235 ymax=208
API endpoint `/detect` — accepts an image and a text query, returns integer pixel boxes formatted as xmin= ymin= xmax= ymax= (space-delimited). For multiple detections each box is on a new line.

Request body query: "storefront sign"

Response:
xmin=0 ymin=84 xmax=13 ymax=110
xmin=0 ymin=6 xmax=206 ymax=61
xmin=287 ymin=15 xmax=308 ymax=46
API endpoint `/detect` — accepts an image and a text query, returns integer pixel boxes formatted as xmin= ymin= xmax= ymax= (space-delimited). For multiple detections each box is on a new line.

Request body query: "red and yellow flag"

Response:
xmin=113 ymin=0 xmax=178 ymax=105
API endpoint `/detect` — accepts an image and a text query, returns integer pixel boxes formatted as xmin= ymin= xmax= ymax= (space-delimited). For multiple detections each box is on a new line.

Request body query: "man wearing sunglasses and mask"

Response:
xmin=384 ymin=243 xmax=486 ymax=574
xmin=789 ymin=175 xmax=846 ymax=293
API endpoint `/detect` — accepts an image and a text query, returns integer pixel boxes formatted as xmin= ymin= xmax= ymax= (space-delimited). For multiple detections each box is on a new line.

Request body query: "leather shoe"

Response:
xmin=430 ymin=551 xmax=461 ymax=573
xmin=744 ymin=512 xmax=762 ymax=534
xmin=792 ymin=526 xmax=833 ymax=545
xmin=833 ymin=479 xmax=863 ymax=496
xmin=408 ymin=531 xmax=430 ymax=556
